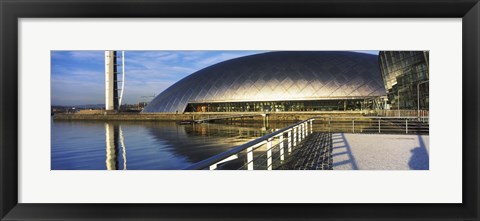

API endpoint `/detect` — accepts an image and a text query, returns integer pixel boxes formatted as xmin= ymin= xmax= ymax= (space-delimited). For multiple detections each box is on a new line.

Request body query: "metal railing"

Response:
xmin=317 ymin=116 xmax=429 ymax=134
xmin=184 ymin=118 xmax=315 ymax=170
xmin=184 ymin=116 xmax=429 ymax=170
xmin=363 ymin=109 xmax=429 ymax=117
xmin=195 ymin=113 xmax=263 ymax=123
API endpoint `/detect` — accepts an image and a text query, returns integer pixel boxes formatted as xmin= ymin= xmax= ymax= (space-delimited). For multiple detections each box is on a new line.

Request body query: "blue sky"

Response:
xmin=51 ymin=50 xmax=379 ymax=106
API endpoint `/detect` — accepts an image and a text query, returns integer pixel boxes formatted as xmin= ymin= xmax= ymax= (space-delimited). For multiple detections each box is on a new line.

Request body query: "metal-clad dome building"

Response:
xmin=143 ymin=51 xmax=386 ymax=113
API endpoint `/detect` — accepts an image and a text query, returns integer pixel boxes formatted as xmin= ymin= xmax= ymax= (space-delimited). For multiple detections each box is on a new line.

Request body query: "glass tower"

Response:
xmin=378 ymin=51 xmax=429 ymax=110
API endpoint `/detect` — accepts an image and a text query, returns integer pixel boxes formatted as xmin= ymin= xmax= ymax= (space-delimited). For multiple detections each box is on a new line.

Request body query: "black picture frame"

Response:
xmin=1 ymin=0 xmax=479 ymax=220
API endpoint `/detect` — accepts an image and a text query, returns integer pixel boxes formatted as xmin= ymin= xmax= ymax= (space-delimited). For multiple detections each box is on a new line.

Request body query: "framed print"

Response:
xmin=1 ymin=0 xmax=479 ymax=220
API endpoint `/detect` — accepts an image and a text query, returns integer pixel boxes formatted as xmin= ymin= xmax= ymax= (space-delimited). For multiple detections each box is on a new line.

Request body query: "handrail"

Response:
xmin=316 ymin=116 xmax=429 ymax=134
xmin=316 ymin=116 xmax=429 ymax=119
xmin=197 ymin=113 xmax=261 ymax=122
xmin=184 ymin=115 xmax=428 ymax=170
xmin=184 ymin=118 xmax=314 ymax=170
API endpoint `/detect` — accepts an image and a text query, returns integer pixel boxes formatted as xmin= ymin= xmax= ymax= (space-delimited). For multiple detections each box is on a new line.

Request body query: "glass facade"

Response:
xmin=378 ymin=51 xmax=429 ymax=110
xmin=185 ymin=99 xmax=365 ymax=112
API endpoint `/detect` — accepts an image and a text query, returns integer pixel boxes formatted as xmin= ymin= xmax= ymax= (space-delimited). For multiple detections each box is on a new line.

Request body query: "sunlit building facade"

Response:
xmin=378 ymin=51 xmax=429 ymax=110
xmin=143 ymin=51 xmax=387 ymax=113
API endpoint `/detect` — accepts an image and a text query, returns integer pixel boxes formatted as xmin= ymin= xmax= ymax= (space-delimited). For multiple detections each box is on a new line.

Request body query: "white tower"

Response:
xmin=105 ymin=51 xmax=125 ymax=111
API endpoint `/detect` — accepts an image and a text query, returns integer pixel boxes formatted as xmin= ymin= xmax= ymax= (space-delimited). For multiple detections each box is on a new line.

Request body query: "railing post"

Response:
xmin=298 ymin=125 xmax=302 ymax=142
xmin=302 ymin=122 xmax=308 ymax=138
xmin=303 ymin=122 xmax=306 ymax=136
xmin=267 ymin=138 xmax=273 ymax=170
xmin=288 ymin=130 xmax=292 ymax=153
xmin=247 ymin=147 xmax=253 ymax=170
xmin=293 ymin=127 xmax=297 ymax=147
xmin=302 ymin=123 xmax=305 ymax=138
xmin=378 ymin=118 xmax=381 ymax=133
xmin=297 ymin=125 xmax=300 ymax=142
xmin=305 ymin=122 xmax=308 ymax=136
xmin=280 ymin=133 xmax=285 ymax=161
xmin=299 ymin=124 xmax=302 ymax=141
xmin=303 ymin=122 xmax=308 ymax=136
xmin=302 ymin=123 xmax=305 ymax=139
xmin=305 ymin=122 xmax=308 ymax=135
xmin=298 ymin=124 xmax=301 ymax=141
xmin=406 ymin=119 xmax=408 ymax=134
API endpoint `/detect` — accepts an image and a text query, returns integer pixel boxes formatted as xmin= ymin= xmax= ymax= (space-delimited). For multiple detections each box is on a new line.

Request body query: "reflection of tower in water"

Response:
xmin=105 ymin=122 xmax=127 ymax=170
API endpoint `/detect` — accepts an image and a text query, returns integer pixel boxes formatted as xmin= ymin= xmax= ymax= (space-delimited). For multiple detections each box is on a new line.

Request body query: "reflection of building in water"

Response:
xmin=146 ymin=122 xmax=284 ymax=164
xmin=105 ymin=122 xmax=127 ymax=170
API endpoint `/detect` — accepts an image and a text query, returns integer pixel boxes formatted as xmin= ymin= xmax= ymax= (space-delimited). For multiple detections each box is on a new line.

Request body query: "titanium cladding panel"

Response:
xmin=143 ymin=51 xmax=386 ymax=113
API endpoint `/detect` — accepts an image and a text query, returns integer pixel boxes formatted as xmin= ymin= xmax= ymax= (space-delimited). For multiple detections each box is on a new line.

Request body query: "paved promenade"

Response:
xmin=332 ymin=133 xmax=429 ymax=170
xmin=277 ymin=132 xmax=429 ymax=170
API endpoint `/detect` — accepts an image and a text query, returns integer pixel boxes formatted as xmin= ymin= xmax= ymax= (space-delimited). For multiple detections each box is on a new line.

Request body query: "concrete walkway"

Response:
xmin=276 ymin=132 xmax=429 ymax=170
xmin=332 ymin=133 xmax=429 ymax=170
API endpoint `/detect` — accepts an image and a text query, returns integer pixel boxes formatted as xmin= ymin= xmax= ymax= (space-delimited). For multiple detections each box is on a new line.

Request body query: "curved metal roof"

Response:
xmin=143 ymin=51 xmax=386 ymax=113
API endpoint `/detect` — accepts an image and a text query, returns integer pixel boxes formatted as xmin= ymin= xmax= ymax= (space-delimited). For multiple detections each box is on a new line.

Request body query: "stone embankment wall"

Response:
xmin=53 ymin=111 xmax=364 ymax=122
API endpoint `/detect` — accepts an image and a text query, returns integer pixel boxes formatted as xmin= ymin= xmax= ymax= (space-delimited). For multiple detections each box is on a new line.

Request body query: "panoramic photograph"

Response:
xmin=51 ymin=50 xmax=429 ymax=170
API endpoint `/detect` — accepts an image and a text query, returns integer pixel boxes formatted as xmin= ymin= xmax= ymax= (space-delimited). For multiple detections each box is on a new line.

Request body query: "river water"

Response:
xmin=51 ymin=119 xmax=293 ymax=170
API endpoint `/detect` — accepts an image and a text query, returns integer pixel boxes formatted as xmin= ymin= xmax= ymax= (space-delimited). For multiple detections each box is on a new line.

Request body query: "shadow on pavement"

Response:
xmin=332 ymin=133 xmax=359 ymax=170
xmin=408 ymin=134 xmax=429 ymax=170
